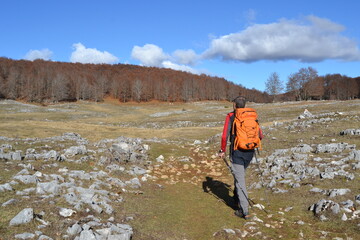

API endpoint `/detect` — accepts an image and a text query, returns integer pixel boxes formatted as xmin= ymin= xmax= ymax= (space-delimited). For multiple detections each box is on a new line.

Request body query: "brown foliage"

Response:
xmin=323 ymin=74 xmax=360 ymax=100
xmin=284 ymin=72 xmax=359 ymax=101
xmin=0 ymin=58 xmax=271 ymax=103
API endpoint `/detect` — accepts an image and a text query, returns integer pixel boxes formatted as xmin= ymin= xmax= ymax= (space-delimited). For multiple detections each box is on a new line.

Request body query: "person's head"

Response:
xmin=233 ymin=96 xmax=246 ymax=109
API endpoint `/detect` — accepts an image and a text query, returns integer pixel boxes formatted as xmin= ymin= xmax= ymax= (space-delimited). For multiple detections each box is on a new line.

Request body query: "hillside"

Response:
xmin=0 ymin=58 xmax=270 ymax=103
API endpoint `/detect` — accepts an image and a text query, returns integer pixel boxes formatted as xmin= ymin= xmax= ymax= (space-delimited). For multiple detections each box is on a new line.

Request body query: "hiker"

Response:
xmin=218 ymin=96 xmax=263 ymax=220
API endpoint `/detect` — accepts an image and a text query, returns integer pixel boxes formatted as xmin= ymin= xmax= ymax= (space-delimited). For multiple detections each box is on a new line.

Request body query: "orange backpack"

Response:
xmin=232 ymin=108 xmax=261 ymax=150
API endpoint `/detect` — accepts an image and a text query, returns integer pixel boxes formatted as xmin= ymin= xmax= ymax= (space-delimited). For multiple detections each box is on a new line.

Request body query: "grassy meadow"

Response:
xmin=0 ymin=99 xmax=360 ymax=239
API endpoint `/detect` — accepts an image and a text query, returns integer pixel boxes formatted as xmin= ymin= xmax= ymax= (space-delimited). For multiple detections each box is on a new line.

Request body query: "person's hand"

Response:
xmin=218 ymin=151 xmax=225 ymax=159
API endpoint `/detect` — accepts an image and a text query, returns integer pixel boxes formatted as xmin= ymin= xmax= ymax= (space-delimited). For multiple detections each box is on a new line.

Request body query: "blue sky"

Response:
xmin=1 ymin=0 xmax=359 ymax=91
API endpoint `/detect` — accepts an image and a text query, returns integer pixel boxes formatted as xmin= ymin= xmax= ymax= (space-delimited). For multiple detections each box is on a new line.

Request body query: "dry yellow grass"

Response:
xmin=0 ymin=99 xmax=230 ymax=141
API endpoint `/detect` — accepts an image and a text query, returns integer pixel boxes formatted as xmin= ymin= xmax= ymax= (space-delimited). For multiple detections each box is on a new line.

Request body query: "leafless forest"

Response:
xmin=0 ymin=58 xmax=359 ymax=103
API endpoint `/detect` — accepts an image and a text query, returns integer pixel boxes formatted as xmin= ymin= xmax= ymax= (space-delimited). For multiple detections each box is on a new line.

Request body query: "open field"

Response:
xmin=0 ymin=99 xmax=360 ymax=239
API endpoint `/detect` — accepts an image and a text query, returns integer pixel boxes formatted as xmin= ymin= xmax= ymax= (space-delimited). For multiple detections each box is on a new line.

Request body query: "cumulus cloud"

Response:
xmin=162 ymin=61 xmax=200 ymax=74
xmin=203 ymin=15 xmax=360 ymax=62
xmin=70 ymin=43 xmax=118 ymax=64
xmin=131 ymin=44 xmax=169 ymax=67
xmin=172 ymin=49 xmax=198 ymax=65
xmin=131 ymin=44 xmax=202 ymax=74
xmin=24 ymin=49 xmax=53 ymax=61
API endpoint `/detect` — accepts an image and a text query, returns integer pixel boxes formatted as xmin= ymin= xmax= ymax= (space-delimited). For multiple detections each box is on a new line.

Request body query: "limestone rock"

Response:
xmin=59 ymin=208 xmax=76 ymax=217
xmin=36 ymin=181 xmax=60 ymax=195
xmin=67 ymin=223 xmax=82 ymax=236
xmin=328 ymin=189 xmax=350 ymax=198
xmin=14 ymin=232 xmax=35 ymax=239
xmin=9 ymin=208 xmax=34 ymax=226
xmin=309 ymin=199 xmax=340 ymax=216
xmin=13 ymin=175 xmax=38 ymax=184
xmin=0 ymin=183 xmax=13 ymax=192
xmin=340 ymin=129 xmax=360 ymax=136
xmin=298 ymin=109 xmax=313 ymax=119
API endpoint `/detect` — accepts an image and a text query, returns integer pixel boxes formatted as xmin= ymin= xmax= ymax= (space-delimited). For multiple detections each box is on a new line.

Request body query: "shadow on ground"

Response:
xmin=202 ymin=176 xmax=239 ymax=210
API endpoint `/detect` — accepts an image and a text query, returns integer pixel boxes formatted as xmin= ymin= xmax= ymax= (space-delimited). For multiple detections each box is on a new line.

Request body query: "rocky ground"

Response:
xmin=1 ymin=133 xmax=151 ymax=239
xmin=1 ymin=100 xmax=360 ymax=239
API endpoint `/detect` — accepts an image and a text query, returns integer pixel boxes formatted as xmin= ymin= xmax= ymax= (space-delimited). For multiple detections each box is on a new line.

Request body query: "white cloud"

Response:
xmin=162 ymin=61 xmax=200 ymax=74
xmin=203 ymin=15 xmax=360 ymax=62
xmin=131 ymin=44 xmax=169 ymax=67
xmin=172 ymin=49 xmax=198 ymax=65
xmin=24 ymin=49 xmax=53 ymax=61
xmin=70 ymin=43 xmax=118 ymax=64
xmin=131 ymin=44 xmax=202 ymax=74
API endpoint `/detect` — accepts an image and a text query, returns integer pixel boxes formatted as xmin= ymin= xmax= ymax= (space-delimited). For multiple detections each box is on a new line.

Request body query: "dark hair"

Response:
xmin=233 ymin=96 xmax=246 ymax=108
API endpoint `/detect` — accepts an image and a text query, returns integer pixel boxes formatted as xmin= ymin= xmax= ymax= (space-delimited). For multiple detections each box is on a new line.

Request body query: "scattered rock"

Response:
xmin=12 ymin=151 xmax=23 ymax=161
xmin=315 ymin=143 xmax=355 ymax=153
xmin=112 ymin=142 xmax=130 ymax=153
xmin=156 ymin=155 xmax=164 ymax=163
xmin=320 ymin=172 xmax=335 ymax=179
xmin=64 ymin=145 xmax=87 ymax=156
xmin=14 ymin=232 xmax=36 ymax=239
xmin=0 ymin=183 xmax=13 ymax=192
xmin=126 ymin=178 xmax=141 ymax=189
xmin=129 ymin=166 xmax=147 ymax=175
xmin=309 ymin=199 xmax=340 ymax=216
xmin=9 ymin=208 xmax=34 ymax=226
xmin=298 ymin=109 xmax=314 ymax=119
xmin=355 ymin=194 xmax=360 ymax=204
xmin=340 ymin=129 xmax=360 ymax=136
xmin=67 ymin=223 xmax=82 ymax=236
xmin=59 ymin=208 xmax=76 ymax=217
xmin=291 ymin=144 xmax=313 ymax=153
xmin=38 ymin=235 xmax=53 ymax=240
xmin=341 ymin=200 xmax=354 ymax=213
xmin=213 ymin=228 xmax=242 ymax=238
xmin=2 ymin=198 xmax=18 ymax=207
xmin=328 ymin=189 xmax=350 ymax=198
xmin=284 ymin=206 xmax=293 ymax=212
xmin=36 ymin=181 xmax=61 ymax=195
xmin=78 ymin=229 xmax=97 ymax=240
xmin=13 ymin=175 xmax=38 ymax=184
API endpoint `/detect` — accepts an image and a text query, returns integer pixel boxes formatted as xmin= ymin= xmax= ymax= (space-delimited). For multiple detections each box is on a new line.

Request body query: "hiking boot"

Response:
xmin=243 ymin=214 xmax=254 ymax=220
xmin=234 ymin=210 xmax=253 ymax=220
xmin=234 ymin=210 xmax=245 ymax=218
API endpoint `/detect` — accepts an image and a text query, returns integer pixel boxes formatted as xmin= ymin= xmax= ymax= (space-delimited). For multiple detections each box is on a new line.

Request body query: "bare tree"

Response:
xmin=161 ymin=78 xmax=170 ymax=101
xmin=120 ymin=80 xmax=130 ymax=102
xmin=181 ymin=79 xmax=192 ymax=102
xmin=298 ymin=67 xmax=318 ymax=100
xmin=286 ymin=67 xmax=318 ymax=101
xmin=132 ymin=79 xmax=143 ymax=102
xmin=265 ymin=72 xmax=283 ymax=101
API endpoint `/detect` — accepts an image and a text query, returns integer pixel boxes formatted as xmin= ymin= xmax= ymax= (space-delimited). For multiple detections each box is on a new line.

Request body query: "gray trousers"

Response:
xmin=231 ymin=157 xmax=252 ymax=215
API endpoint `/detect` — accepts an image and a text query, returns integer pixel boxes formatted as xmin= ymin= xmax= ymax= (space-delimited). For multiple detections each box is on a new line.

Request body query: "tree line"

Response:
xmin=0 ymin=58 xmax=271 ymax=103
xmin=1 ymin=58 xmax=358 ymax=104
xmin=265 ymin=67 xmax=360 ymax=101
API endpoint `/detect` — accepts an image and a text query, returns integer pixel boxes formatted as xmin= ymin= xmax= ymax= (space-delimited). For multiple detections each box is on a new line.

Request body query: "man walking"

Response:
xmin=218 ymin=96 xmax=263 ymax=220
